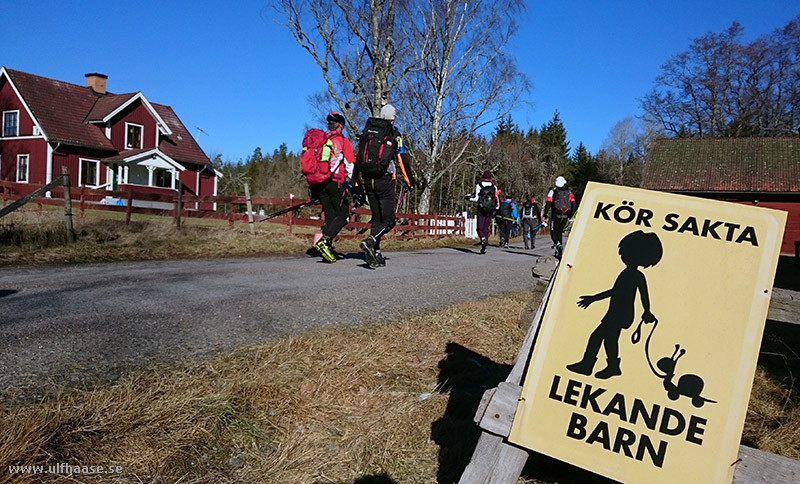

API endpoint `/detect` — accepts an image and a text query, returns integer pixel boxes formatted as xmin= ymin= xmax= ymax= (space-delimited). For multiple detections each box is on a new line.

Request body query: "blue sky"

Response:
xmin=2 ymin=1 xmax=796 ymax=163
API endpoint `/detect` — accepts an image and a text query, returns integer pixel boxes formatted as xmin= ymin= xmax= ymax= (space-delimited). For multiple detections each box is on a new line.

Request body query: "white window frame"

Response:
xmin=79 ymin=158 xmax=100 ymax=188
xmin=3 ymin=110 xmax=19 ymax=137
xmin=16 ymin=154 xmax=29 ymax=183
xmin=125 ymin=122 xmax=144 ymax=149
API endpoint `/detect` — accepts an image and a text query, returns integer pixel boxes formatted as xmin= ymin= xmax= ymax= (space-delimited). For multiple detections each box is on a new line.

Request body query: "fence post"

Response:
xmin=175 ymin=180 xmax=183 ymax=230
xmin=79 ymin=185 xmax=86 ymax=218
xmin=61 ymin=166 xmax=76 ymax=243
xmin=126 ymin=190 xmax=134 ymax=225
xmin=287 ymin=192 xmax=294 ymax=235
xmin=244 ymin=183 xmax=255 ymax=236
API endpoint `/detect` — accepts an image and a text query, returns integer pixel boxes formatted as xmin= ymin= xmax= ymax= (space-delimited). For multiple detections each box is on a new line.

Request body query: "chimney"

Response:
xmin=85 ymin=73 xmax=108 ymax=94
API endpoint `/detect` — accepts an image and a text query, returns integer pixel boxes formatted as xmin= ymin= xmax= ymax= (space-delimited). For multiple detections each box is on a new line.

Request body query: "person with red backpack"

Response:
xmin=465 ymin=170 xmax=500 ymax=254
xmin=306 ymin=111 xmax=354 ymax=263
xmin=355 ymin=101 xmax=415 ymax=268
xmin=542 ymin=175 xmax=576 ymax=259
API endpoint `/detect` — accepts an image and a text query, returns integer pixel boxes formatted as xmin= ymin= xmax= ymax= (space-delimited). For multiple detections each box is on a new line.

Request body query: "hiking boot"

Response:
xmin=480 ymin=238 xmax=487 ymax=254
xmin=566 ymin=356 xmax=596 ymax=376
xmin=315 ymin=237 xmax=337 ymax=263
xmin=361 ymin=236 xmax=380 ymax=267
xmin=595 ymin=358 xmax=622 ymax=380
xmin=375 ymin=250 xmax=386 ymax=267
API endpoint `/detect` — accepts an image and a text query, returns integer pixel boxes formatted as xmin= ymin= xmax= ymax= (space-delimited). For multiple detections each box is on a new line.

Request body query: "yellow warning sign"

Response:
xmin=509 ymin=182 xmax=786 ymax=484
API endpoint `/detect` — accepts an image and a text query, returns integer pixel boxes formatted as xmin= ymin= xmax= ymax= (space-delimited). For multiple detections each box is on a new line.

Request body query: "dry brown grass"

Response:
xmin=0 ymin=207 xmax=473 ymax=266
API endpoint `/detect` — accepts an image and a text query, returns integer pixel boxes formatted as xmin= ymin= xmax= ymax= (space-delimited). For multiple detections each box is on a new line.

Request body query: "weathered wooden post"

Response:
xmin=244 ymin=183 xmax=255 ymax=236
xmin=125 ymin=189 xmax=134 ymax=225
xmin=175 ymin=180 xmax=183 ymax=230
xmin=61 ymin=166 xmax=76 ymax=243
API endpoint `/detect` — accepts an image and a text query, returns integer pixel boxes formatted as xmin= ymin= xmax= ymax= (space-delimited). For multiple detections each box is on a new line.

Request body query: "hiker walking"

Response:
xmin=302 ymin=112 xmax=355 ymax=263
xmin=520 ymin=194 xmax=541 ymax=250
xmin=355 ymin=101 xmax=415 ymax=268
xmin=465 ymin=170 xmax=499 ymax=254
xmin=497 ymin=193 xmax=518 ymax=248
xmin=567 ymin=230 xmax=663 ymax=379
xmin=542 ymin=176 xmax=576 ymax=259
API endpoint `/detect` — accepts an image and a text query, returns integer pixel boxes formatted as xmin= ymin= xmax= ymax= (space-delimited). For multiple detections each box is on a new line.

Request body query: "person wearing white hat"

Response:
xmin=542 ymin=175 xmax=576 ymax=259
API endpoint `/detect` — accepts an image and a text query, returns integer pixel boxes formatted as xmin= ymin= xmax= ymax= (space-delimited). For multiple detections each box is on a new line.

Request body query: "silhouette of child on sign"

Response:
xmin=567 ymin=230 xmax=663 ymax=379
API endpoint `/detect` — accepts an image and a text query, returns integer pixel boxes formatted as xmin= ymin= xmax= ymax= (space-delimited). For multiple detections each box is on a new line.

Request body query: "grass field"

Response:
xmin=1 ymin=208 xmax=799 ymax=483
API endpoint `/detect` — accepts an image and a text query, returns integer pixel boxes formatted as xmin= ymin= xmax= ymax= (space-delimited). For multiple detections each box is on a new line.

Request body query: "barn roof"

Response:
xmin=643 ymin=137 xmax=800 ymax=194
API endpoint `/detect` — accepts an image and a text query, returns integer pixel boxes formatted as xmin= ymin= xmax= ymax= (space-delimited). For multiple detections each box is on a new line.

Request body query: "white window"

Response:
xmin=125 ymin=123 xmax=143 ymax=149
xmin=79 ymin=158 xmax=100 ymax=187
xmin=3 ymin=110 xmax=19 ymax=137
xmin=16 ymin=154 xmax=29 ymax=183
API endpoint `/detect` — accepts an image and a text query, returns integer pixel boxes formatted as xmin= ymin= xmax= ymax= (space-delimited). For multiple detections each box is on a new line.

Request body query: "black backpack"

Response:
xmin=499 ymin=200 xmax=513 ymax=218
xmin=553 ymin=187 xmax=571 ymax=215
xmin=355 ymin=117 xmax=397 ymax=179
xmin=477 ymin=184 xmax=496 ymax=214
xmin=521 ymin=201 xmax=536 ymax=219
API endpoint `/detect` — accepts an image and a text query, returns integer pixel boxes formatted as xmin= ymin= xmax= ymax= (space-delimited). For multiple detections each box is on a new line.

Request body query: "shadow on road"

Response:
xmin=0 ymin=290 xmax=18 ymax=298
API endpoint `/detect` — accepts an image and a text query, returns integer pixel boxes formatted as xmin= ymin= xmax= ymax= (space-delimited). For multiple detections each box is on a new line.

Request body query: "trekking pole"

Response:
xmin=258 ymin=198 xmax=320 ymax=222
xmin=396 ymin=183 xmax=409 ymax=212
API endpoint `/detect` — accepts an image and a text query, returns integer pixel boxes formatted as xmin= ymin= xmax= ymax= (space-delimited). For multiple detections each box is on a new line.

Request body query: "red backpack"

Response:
xmin=300 ymin=129 xmax=335 ymax=185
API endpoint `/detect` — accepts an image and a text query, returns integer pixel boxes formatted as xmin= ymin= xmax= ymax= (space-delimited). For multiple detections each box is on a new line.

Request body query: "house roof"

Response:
xmin=2 ymin=68 xmax=210 ymax=167
xmin=643 ymin=137 xmax=800 ymax=193
xmin=5 ymin=68 xmax=115 ymax=151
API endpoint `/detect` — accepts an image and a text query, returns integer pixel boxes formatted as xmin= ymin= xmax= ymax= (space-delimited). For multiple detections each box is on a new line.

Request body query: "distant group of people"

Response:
xmin=464 ymin=171 xmax=576 ymax=258
xmin=304 ymin=95 xmax=414 ymax=268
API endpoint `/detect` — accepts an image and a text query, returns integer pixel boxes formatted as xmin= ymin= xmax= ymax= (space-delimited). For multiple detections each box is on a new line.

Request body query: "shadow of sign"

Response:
xmin=431 ymin=342 xmax=511 ymax=483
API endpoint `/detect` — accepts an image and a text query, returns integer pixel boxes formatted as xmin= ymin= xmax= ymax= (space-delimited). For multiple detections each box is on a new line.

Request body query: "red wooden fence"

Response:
xmin=0 ymin=180 xmax=465 ymax=239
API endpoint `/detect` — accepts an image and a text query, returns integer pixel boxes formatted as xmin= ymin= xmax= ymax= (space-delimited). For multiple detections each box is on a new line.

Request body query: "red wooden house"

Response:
xmin=0 ymin=67 xmax=219 ymax=210
xmin=642 ymin=137 xmax=800 ymax=255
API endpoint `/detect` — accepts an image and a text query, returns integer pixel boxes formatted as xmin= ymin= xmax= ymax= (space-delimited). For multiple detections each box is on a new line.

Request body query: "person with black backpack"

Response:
xmin=520 ymin=194 xmax=542 ymax=250
xmin=497 ymin=193 xmax=518 ymax=248
xmin=542 ymin=175 xmax=576 ymax=259
xmin=465 ymin=170 xmax=499 ymax=254
xmin=355 ymin=102 xmax=415 ymax=268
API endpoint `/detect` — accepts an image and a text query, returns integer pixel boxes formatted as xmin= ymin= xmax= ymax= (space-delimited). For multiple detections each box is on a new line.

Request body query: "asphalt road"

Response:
xmin=0 ymin=242 xmax=548 ymax=400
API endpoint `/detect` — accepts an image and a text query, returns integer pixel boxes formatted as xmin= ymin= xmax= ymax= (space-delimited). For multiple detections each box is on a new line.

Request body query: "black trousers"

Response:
xmin=310 ymin=179 xmax=349 ymax=239
xmin=363 ymin=174 xmax=396 ymax=248
xmin=551 ymin=215 xmax=569 ymax=246
xmin=500 ymin=219 xmax=512 ymax=242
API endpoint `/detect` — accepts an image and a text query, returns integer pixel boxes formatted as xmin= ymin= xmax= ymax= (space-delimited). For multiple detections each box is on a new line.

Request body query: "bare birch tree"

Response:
xmin=274 ymin=0 xmax=414 ymax=134
xmin=400 ymin=0 xmax=528 ymax=213
xmin=272 ymin=0 xmax=528 ymax=213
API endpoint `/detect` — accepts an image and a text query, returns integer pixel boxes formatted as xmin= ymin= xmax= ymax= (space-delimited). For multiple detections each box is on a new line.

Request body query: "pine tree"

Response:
xmin=540 ymin=110 xmax=570 ymax=165
xmin=568 ymin=142 xmax=603 ymax=201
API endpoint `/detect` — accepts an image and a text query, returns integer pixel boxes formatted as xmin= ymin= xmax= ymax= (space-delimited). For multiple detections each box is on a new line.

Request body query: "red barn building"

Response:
xmin=642 ymin=137 xmax=800 ymax=255
xmin=0 ymin=67 xmax=219 ymax=210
